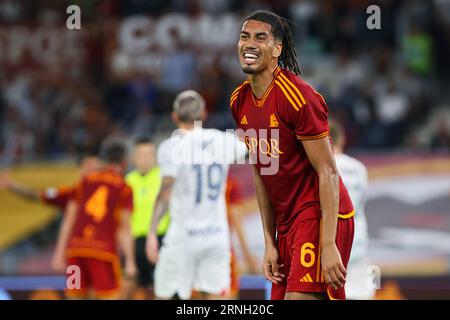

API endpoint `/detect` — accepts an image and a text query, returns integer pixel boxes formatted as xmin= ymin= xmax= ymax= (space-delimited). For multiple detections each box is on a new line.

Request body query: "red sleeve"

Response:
xmin=276 ymin=72 xmax=329 ymax=140
xmin=40 ymin=185 xmax=76 ymax=209
xmin=117 ymin=184 xmax=133 ymax=213
xmin=294 ymin=87 xmax=329 ymax=141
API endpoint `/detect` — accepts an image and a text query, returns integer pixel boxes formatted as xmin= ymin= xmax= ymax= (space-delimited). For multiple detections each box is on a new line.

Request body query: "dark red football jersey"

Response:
xmin=230 ymin=67 xmax=354 ymax=235
xmin=67 ymin=167 xmax=133 ymax=259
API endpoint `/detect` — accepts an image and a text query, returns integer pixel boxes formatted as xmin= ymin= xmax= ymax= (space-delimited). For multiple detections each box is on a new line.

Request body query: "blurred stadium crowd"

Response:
xmin=1 ymin=0 xmax=450 ymax=167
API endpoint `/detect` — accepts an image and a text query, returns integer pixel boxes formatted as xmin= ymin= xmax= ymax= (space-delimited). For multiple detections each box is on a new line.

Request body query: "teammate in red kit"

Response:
xmin=0 ymin=155 xmax=99 ymax=210
xmin=54 ymin=141 xmax=136 ymax=299
xmin=226 ymin=175 xmax=259 ymax=299
xmin=230 ymin=10 xmax=355 ymax=300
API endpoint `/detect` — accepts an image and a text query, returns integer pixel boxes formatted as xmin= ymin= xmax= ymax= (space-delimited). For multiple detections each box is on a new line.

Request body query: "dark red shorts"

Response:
xmin=271 ymin=216 xmax=354 ymax=300
xmin=65 ymin=256 xmax=121 ymax=299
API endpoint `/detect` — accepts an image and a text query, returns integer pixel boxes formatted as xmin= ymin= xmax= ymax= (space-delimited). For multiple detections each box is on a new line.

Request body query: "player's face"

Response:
xmin=133 ymin=143 xmax=155 ymax=173
xmin=238 ymin=20 xmax=281 ymax=75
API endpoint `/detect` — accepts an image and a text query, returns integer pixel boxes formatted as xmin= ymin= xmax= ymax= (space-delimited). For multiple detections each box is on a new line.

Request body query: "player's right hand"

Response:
xmin=146 ymin=233 xmax=159 ymax=264
xmin=0 ymin=171 xmax=13 ymax=190
xmin=125 ymin=260 xmax=138 ymax=279
xmin=262 ymin=245 xmax=285 ymax=284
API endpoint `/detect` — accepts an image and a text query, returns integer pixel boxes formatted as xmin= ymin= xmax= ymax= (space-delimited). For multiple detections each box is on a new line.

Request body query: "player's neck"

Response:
xmin=138 ymin=167 xmax=152 ymax=175
xmin=178 ymin=122 xmax=196 ymax=131
xmin=248 ymin=64 xmax=278 ymax=99
xmin=104 ymin=163 xmax=123 ymax=173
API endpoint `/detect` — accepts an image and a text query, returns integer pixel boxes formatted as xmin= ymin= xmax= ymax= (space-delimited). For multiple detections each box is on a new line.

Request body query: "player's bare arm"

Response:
xmin=146 ymin=176 xmax=174 ymax=264
xmin=52 ymin=199 xmax=78 ymax=272
xmin=252 ymin=165 xmax=284 ymax=284
xmin=117 ymin=208 xmax=137 ymax=278
xmin=0 ymin=171 xmax=40 ymax=202
xmin=228 ymin=202 xmax=259 ymax=274
xmin=302 ymin=137 xmax=346 ymax=290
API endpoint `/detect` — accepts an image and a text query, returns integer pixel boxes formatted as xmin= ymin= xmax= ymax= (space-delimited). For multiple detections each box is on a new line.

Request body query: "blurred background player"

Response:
xmin=52 ymin=140 xmax=136 ymax=299
xmin=146 ymin=90 xmax=247 ymax=300
xmin=0 ymin=155 xmax=100 ymax=271
xmin=225 ymin=174 xmax=259 ymax=299
xmin=0 ymin=155 xmax=99 ymax=209
xmin=330 ymin=120 xmax=375 ymax=300
xmin=125 ymin=137 xmax=170 ymax=299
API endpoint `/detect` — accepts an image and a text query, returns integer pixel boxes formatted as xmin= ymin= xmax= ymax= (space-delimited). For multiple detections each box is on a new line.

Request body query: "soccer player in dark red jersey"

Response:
xmin=225 ymin=175 xmax=259 ymax=298
xmin=54 ymin=141 xmax=136 ymax=299
xmin=0 ymin=155 xmax=99 ymax=209
xmin=230 ymin=10 xmax=355 ymax=300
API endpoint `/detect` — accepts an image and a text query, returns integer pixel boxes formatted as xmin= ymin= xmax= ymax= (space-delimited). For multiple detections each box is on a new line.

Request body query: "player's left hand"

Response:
xmin=146 ymin=233 xmax=159 ymax=264
xmin=321 ymin=243 xmax=346 ymax=290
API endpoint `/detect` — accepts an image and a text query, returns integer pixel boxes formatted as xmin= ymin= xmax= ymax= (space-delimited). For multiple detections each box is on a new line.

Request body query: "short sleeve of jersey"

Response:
xmin=157 ymin=139 xmax=180 ymax=178
xmin=294 ymin=87 xmax=329 ymax=140
xmin=277 ymin=76 xmax=329 ymax=141
xmin=118 ymin=184 xmax=133 ymax=213
xmin=40 ymin=185 xmax=75 ymax=209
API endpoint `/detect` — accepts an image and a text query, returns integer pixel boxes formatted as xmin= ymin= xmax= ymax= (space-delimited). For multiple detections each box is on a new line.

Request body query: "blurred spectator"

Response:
xmin=401 ymin=24 xmax=433 ymax=76
xmin=160 ymin=28 xmax=198 ymax=93
xmin=0 ymin=0 xmax=449 ymax=160
xmin=430 ymin=117 xmax=450 ymax=151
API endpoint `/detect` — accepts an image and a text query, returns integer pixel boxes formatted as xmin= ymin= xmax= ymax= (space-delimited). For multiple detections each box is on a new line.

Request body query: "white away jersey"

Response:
xmin=157 ymin=127 xmax=247 ymax=245
xmin=335 ymin=153 xmax=370 ymax=262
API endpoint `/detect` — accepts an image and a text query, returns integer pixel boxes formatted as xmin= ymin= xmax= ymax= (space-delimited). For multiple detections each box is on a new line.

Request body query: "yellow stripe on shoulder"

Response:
xmin=277 ymin=76 xmax=303 ymax=109
xmin=275 ymin=80 xmax=300 ymax=111
xmin=279 ymin=73 xmax=306 ymax=105
xmin=229 ymin=80 xmax=249 ymax=108
xmin=231 ymin=80 xmax=249 ymax=96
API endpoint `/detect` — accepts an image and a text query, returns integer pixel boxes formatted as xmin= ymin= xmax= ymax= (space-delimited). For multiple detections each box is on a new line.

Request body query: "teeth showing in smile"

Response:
xmin=244 ymin=53 xmax=258 ymax=59
xmin=243 ymin=52 xmax=259 ymax=65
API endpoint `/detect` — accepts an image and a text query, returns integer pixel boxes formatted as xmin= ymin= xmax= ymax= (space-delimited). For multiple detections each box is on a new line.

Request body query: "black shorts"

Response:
xmin=134 ymin=235 xmax=164 ymax=287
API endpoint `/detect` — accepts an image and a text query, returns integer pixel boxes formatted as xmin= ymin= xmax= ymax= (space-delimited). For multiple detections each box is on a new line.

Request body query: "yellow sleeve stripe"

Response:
xmin=230 ymin=95 xmax=238 ymax=107
xmin=277 ymin=76 xmax=304 ymax=109
xmin=229 ymin=80 xmax=249 ymax=108
xmin=338 ymin=209 xmax=355 ymax=219
xmin=275 ymin=80 xmax=300 ymax=111
xmin=279 ymin=73 xmax=306 ymax=105
xmin=296 ymin=131 xmax=329 ymax=140
xmin=231 ymin=81 xmax=246 ymax=96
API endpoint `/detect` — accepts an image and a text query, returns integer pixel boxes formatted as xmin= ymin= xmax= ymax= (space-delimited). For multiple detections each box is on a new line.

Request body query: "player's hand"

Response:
xmin=0 ymin=171 xmax=13 ymax=190
xmin=262 ymin=245 xmax=285 ymax=284
xmin=125 ymin=260 xmax=138 ymax=279
xmin=146 ymin=233 xmax=159 ymax=264
xmin=51 ymin=251 xmax=66 ymax=273
xmin=321 ymin=243 xmax=346 ymax=290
